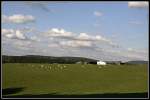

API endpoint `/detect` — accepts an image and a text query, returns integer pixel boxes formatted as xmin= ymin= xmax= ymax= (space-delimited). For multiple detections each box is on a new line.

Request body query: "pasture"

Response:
xmin=2 ymin=63 xmax=148 ymax=98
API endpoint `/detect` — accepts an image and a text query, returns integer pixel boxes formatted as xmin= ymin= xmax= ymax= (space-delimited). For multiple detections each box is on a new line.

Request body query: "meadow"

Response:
xmin=2 ymin=63 xmax=148 ymax=98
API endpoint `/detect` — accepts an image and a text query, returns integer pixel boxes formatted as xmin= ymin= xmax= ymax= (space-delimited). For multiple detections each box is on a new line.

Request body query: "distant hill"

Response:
xmin=126 ymin=60 xmax=148 ymax=64
xmin=2 ymin=55 xmax=97 ymax=64
xmin=2 ymin=55 xmax=148 ymax=64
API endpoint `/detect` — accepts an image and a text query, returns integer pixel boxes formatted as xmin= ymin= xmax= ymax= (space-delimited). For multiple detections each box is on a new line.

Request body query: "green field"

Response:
xmin=2 ymin=63 xmax=148 ymax=98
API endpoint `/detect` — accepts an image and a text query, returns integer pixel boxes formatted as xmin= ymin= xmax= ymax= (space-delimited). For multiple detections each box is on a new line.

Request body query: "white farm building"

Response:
xmin=97 ymin=60 xmax=106 ymax=65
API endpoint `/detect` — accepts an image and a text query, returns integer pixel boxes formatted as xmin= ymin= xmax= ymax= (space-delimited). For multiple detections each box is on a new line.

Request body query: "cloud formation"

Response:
xmin=48 ymin=28 xmax=74 ymax=37
xmin=2 ymin=28 xmax=39 ymax=41
xmin=43 ymin=28 xmax=119 ymax=48
xmin=2 ymin=27 xmax=147 ymax=61
xmin=76 ymin=33 xmax=111 ymax=43
xmin=2 ymin=14 xmax=35 ymax=24
xmin=2 ymin=28 xmax=27 ymax=40
xmin=128 ymin=1 xmax=149 ymax=8
xmin=2 ymin=28 xmax=14 ymax=35
xmin=94 ymin=11 xmax=103 ymax=17
xmin=45 ymin=28 xmax=114 ymax=43
xmin=60 ymin=40 xmax=92 ymax=48
xmin=43 ymin=28 xmax=120 ymax=49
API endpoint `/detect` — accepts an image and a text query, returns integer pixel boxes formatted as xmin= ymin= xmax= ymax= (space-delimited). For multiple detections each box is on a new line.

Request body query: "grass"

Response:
xmin=2 ymin=63 xmax=148 ymax=98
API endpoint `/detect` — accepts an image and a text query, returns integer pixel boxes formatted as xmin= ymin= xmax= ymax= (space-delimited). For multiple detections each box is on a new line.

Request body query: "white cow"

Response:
xmin=97 ymin=61 xmax=106 ymax=65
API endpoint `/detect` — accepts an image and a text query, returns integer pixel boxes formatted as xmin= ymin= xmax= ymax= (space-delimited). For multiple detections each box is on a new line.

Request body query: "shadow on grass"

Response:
xmin=2 ymin=87 xmax=25 ymax=95
xmin=3 ymin=92 xmax=148 ymax=98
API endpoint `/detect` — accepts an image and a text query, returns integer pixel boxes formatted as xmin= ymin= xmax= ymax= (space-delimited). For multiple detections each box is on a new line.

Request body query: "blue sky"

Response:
xmin=2 ymin=1 xmax=149 ymax=61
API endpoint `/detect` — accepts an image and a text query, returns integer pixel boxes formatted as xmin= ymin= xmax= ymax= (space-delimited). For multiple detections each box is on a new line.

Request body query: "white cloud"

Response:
xmin=77 ymin=33 xmax=91 ymax=40
xmin=14 ymin=40 xmax=32 ymax=48
xmin=1 ymin=29 xmax=38 ymax=40
xmin=95 ymin=35 xmax=108 ymax=41
xmin=76 ymin=33 xmax=110 ymax=42
xmin=45 ymin=28 xmax=106 ymax=41
xmin=2 ymin=27 xmax=125 ymax=60
xmin=2 ymin=28 xmax=15 ymax=35
xmin=46 ymin=28 xmax=74 ymax=38
xmin=2 ymin=28 xmax=28 ymax=40
xmin=44 ymin=28 xmax=117 ymax=47
xmin=2 ymin=29 xmax=16 ymax=39
xmin=2 ymin=14 xmax=35 ymax=24
xmin=5 ymin=34 xmax=15 ymax=39
xmin=94 ymin=11 xmax=103 ymax=17
xmin=128 ymin=1 xmax=149 ymax=8
xmin=16 ymin=30 xmax=26 ymax=39
xmin=60 ymin=40 xmax=92 ymax=48
xmin=30 ymin=36 xmax=41 ymax=41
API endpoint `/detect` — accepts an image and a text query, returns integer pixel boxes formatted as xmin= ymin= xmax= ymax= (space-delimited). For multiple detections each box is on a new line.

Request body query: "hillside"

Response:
xmin=126 ymin=61 xmax=148 ymax=64
xmin=2 ymin=55 xmax=97 ymax=64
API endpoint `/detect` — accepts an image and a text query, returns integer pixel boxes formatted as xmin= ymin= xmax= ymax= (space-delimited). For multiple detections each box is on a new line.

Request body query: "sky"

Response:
xmin=2 ymin=1 xmax=149 ymax=61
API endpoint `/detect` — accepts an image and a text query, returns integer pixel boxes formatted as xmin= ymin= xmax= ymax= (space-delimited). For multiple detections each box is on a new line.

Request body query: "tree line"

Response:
xmin=2 ymin=55 xmax=97 ymax=64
